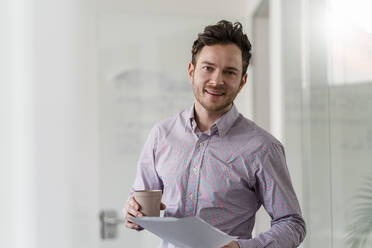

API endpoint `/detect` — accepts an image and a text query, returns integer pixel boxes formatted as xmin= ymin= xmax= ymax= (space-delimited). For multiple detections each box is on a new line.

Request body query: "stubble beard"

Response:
xmin=192 ymin=80 xmax=236 ymax=114
xmin=197 ymin=94 xmax=233 ymax=113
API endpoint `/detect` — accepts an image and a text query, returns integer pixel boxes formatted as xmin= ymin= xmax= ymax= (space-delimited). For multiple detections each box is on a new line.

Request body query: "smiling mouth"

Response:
xmin=205 ymin=89 xmax=225 ymax=96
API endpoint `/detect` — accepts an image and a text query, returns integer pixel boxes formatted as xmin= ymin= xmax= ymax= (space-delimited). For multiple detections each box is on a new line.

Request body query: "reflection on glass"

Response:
xmin=328 ymin=0 xmax=372 ymax=85
xmin=327 ymin=0 xmax=372 ymax=247
xmin=346 ymin=175 xmax=372 ymax=248
xmin=282 ymin=0 xmax=372 ymax=247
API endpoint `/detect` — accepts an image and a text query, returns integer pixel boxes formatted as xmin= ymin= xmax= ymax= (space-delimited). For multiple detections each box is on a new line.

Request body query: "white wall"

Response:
xmin=1 ymin=0 xmax=100 ymax=247
xmin=1 ymin=1 xmax=36 ymax=247
xmin=0 ymin=1 xmax=13 ymax=246
xmin=33 ymin=1 xmax=100 ymax=247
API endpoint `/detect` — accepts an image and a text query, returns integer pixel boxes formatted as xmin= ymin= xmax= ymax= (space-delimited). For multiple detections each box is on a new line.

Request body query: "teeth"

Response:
xmin=206 ymin=90 xmax=224 ymax=96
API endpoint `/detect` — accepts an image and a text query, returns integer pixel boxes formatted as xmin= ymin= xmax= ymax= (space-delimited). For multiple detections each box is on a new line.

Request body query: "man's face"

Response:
xmin=188 ymin=44 xmax=247 ymax=114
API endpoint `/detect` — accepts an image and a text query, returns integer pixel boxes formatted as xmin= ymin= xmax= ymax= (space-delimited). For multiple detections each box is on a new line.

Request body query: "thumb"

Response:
xmin=160 ymin=202 xmax=166 ymax=210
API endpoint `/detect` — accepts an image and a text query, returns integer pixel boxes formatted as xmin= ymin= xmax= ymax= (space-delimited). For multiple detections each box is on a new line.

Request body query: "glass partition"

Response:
xmin=281 ymin=0 xmax=372 ymax=247
xmin=327 ymin=0 xmax=372 ymax=246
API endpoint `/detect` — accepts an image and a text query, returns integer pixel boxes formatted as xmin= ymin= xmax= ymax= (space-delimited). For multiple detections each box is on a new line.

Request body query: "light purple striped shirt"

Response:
xmin=131 ymin=104 xmax=306 ymax=248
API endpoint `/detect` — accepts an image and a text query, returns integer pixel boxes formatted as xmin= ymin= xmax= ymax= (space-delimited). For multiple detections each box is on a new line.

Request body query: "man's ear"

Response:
xmin=238 ymin=73 xmax=248 ymax=92
xmin=188 ymin=62 xmax=195 ymax=83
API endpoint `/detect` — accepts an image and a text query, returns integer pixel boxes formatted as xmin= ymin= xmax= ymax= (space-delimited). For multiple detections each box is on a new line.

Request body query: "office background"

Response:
xmin=1 ymin=0 xmax=371 ymax=247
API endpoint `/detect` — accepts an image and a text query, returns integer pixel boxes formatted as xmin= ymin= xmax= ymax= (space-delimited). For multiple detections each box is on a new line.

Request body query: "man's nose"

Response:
xmin=210 ymin=70 xmax=224 ymax=85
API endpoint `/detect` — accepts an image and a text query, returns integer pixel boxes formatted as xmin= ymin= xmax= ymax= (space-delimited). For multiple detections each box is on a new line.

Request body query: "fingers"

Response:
xmin=124 ymin=197 xmax=167 ymax=230
xmin=124 ymin=197 xmax=144 ymax=230
xmin=128 ymin=196 xmax=140 ymax=211
xmin=127 ymin=207 xmax=144 ymax=218
xmin=126 ymin=199 xmax=143 ymax=216
xmin=125 ymin=219 xmax=140 ymax=229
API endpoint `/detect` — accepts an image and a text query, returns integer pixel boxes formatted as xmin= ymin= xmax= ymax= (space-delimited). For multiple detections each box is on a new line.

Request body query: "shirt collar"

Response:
xmin=186 ymin=104 xmax=197 ymax=133
xmin=185 ymin=103 xmax=239 ymax=137
xmin=214 ymin=104 xmax=239 ymax=137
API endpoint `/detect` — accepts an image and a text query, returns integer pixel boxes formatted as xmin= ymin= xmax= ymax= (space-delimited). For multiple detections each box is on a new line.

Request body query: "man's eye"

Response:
xmin=203 ymin=66 xmax=212 ymax=71
xmin=226 ymin=71 xmax=237 ymax=76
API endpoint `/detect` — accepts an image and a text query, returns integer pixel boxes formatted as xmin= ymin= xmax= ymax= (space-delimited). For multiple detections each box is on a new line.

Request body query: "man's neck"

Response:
xmin=193 ymin=102 xmax=232 ymax=133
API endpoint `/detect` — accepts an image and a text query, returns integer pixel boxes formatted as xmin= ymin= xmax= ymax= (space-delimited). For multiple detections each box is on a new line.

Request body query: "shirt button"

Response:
xmin=189 ymin=193 xmax=193 ymax=200
xmin=199 ymin=142 xmax=204 ymax=148
xmin=193 ymin=167 xmax=198 ymax=174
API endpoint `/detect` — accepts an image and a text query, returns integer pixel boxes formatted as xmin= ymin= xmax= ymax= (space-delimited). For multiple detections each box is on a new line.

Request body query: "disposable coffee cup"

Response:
xmin=133 ymin=190 xmax=162 ymax=217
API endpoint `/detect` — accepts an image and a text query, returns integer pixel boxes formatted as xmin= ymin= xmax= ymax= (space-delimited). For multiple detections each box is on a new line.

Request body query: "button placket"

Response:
xmin=189 ymin=193 xmax=193 ymax=200
xmin=193 ymin=136 xmax=210 ymax=215
xmin=185 ymin=136 xmax=209 ymax=216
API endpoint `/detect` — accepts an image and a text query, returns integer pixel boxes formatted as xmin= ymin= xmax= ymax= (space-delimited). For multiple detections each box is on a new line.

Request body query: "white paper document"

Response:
xmin=130 ymin=216 xmax=236 ymax=248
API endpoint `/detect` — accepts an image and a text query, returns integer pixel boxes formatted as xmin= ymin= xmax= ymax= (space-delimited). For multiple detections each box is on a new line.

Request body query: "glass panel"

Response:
xmin=281 ymin=0 xmax=333 ymax=247
xmin=258 ymin=0 xmax=372 ymax=247
xmin=328 ymin=1 xmax=372 ymax=246
xmin=282 ymin=0 xmax=372 ymax=247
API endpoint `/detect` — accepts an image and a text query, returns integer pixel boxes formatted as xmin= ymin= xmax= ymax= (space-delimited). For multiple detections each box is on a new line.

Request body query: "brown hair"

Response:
xmin=191 ymin=20 xmax=252 ymax=76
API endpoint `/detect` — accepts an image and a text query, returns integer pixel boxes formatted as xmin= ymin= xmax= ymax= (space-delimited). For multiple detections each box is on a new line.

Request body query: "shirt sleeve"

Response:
xmin=237 ymin=143 xmax=306 ymax=248
xmin=129 ymin=125 xmax=164 ymax=196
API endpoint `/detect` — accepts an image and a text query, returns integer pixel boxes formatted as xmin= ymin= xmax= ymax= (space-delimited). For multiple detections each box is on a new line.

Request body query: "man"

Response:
xmin=124 ymin=20 xmax=306 ymax=248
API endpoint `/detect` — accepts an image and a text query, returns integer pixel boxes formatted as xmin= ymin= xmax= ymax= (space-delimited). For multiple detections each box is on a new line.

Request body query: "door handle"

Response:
xmin=99 ymin=210 xmax=125 ymax=239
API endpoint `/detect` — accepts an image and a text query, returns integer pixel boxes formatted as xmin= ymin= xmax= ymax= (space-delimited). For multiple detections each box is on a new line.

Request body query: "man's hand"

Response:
xmin=123 ymin=196 xmax=166 ymax=230
xmin=220 ymin=241 xmax=239 ymax=248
